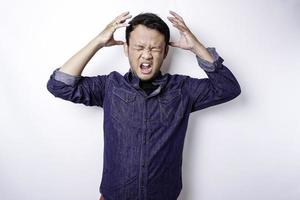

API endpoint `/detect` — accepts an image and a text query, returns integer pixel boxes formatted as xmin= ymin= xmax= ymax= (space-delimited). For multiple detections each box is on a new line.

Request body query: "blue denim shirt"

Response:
xmin=46 ymin=48 xmax=241 ymax=200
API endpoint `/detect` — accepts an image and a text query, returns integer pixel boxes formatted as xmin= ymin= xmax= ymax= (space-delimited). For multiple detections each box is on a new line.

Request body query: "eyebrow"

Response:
xmin=133 ymin=44 xmax=144 ymax=47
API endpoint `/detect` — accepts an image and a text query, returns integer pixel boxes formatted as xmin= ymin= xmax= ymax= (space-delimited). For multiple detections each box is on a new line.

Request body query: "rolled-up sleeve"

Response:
xmin=186 ymin=47 xmax=241 ymax=112
xmin=46 ymin=68 xmax=107 ymax=107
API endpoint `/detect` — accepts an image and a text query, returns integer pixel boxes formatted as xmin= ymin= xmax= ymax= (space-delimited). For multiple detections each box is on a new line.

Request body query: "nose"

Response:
xmin=141 ymin=49 xmax=153 ymax=60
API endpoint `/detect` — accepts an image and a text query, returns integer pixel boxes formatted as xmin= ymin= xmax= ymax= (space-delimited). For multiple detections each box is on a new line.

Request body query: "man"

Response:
xmin=47 ymin=11 xmax=241 ymax=200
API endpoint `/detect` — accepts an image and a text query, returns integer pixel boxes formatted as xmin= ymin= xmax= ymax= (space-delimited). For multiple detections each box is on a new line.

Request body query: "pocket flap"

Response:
xmin=158 ymin=89 xmax=181 ymax=103
xmin=112 ymin=86 xmax=136 ymax=102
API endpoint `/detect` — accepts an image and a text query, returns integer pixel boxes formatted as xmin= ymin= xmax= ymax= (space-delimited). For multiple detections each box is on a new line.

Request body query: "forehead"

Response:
xmin=129 ymin=25 xmax=165 ymax=46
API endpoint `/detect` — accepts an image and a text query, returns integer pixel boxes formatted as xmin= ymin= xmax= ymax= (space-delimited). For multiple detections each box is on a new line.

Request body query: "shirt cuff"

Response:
xmin=53 ymin=68 xmax=81 ymax=86
xmin=196 ymin=47 xmax=223 ymax=72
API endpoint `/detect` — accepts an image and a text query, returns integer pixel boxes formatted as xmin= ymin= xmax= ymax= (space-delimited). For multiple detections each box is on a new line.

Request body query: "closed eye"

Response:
xmin=133 ymin=45 xmax=144 ymax=51
xmin=151 ymin=48 xmax=162 ymax=52
xmin=132 ymin=45 xmax=162 ymax=52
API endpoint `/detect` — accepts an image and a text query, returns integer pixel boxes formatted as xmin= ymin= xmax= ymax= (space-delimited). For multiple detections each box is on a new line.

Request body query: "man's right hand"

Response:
xmin=97 ymin=11 xmax=132 ymax=48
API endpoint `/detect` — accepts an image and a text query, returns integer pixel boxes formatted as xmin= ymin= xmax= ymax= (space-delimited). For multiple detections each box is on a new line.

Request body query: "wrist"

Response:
xmin=192 ymin=43 xmax=214 ymax=63
xmin=93 ymin=34 xmax=107 ymax=50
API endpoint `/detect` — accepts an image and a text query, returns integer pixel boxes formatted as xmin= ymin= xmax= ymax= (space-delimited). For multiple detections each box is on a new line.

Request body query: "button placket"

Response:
xmin=139 ymin=98 xmax=149 ymax=200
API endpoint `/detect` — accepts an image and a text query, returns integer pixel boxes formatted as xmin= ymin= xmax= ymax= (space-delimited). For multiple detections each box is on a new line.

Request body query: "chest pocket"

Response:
xmin=158 ymin=89 xmax=184 ymax=126
xmin=111 ymin=86 xmax=136 ymax=124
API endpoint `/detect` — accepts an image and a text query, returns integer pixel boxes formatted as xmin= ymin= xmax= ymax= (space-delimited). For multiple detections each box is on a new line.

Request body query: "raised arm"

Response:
xmin=46 ymin=12 xmax=132 ymax=107
xmin=167 ymin=10 xmax=214 ymax=63
xmin=59 ymin=11 xmax=132 ymax=76
xmin=167 ymin=11 xmax=241 ymax=112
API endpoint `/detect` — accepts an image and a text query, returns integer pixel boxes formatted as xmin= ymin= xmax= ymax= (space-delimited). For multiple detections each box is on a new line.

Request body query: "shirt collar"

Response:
xmin=125 ymin=68 xmax=168 ymax=90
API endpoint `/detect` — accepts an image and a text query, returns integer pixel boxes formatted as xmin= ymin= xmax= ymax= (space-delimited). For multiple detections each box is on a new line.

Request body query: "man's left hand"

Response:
xmin=167 ymin=11 xmax=214 ymax=63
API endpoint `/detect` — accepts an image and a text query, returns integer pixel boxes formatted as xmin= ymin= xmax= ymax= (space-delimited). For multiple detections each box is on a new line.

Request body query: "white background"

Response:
xmin=1 ymin=0 xmax=300 ymax=200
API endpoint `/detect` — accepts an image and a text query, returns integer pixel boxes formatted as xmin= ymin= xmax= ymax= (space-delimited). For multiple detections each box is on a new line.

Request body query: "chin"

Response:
xmin=138 ymin=74 xmax=154 ymax=81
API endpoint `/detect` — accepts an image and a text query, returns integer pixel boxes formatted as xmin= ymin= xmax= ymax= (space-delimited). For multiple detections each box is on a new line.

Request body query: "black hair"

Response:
xmin=125 ymin=13 xmax=170 ymax=46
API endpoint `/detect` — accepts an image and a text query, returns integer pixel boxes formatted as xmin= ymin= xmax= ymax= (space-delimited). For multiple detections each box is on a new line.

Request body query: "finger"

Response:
xmin=169 ymin=41 xmax=180 ymax=48
xmin=167 ymin=17 xmax=187 ymax=29
xmin=172 ymin=22 xmax=188 ymax=32
xmin=116 ymin=11 xmax=130 ymax=20
xmin=110 ymin=11 xmax=131 ymax=28
xmin=114 ymin=40 xmax=124 ymax=45
xmin=107 ymin=40 xmax=124 ymax=46
xmin=168 ymin=17 xmax=183 ymax=25
xmin=168 ymin=17 xmax=189 ymax=32
xmin=116 ymin=23 xmax=130 ymax=28
xmin=169 ymin=10 xmax=184 ymax=22
xmin=113 ymin=13 xmax=132 ymax=29
xmin=110 ymin=12 xmax=127 ymax=25
xmin=118 ymin=13 xmax=132 ymax=24
xmin=169 ymin=10 xmax=183 ymax=21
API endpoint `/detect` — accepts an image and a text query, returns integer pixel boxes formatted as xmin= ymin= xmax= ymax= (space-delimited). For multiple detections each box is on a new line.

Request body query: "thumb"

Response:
xmin=114 ymin=40 xmax=124 ymax=45
xmin=169 ymin=41 xmax=180 ymax=48
xmin=107 ymin=40 xmax=124 ymax=46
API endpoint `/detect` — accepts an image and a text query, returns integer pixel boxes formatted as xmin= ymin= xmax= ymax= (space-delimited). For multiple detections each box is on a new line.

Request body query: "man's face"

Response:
xmin=124 ymin=25 xmax=168 ymax=81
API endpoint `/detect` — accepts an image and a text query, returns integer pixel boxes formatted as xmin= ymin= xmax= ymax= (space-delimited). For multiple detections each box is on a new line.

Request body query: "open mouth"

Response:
xmin=140 ymin=63 xmax=152 ymax=74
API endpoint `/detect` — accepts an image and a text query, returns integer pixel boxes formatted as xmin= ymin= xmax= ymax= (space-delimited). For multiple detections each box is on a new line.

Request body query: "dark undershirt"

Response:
xmin=139 ymin=80 xmax=159 ymax=95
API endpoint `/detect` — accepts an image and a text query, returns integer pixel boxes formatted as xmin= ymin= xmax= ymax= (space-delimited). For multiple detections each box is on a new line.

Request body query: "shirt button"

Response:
xmin=143 ymin=137 xmax=146 ymax=144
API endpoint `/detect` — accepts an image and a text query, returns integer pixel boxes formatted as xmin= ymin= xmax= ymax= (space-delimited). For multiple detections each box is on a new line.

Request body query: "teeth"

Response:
xmin=141 ymin=63 xmax=151 ymax=69
xmin=142 ymin=63 xmax=150 ymax=67
xmin=140 ymin=63 xmax=152 ymax=74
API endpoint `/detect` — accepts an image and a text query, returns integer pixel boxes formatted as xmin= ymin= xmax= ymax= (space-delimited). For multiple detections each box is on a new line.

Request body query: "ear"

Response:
xmin=163 ymin=45 xmax=169 ymax=59
xmin=124 ymin=43 xmax=129 ymax=57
